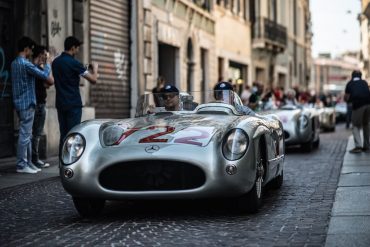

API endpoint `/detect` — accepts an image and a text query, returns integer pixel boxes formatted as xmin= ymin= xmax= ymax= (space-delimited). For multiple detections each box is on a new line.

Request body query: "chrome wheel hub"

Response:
xmin=256 ymin=159 xmax=264 ymax=198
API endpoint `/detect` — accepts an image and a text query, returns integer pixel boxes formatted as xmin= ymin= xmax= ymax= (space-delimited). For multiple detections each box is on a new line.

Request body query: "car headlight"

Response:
xmin=100 ymin=124 xmax=126 ymax=146
xmin=298 ymin=115 xmax=309 ymax=129
xmin=222 ymin=129 xmax=249 ymax=161
xmin=62 ymin=133 xmax=86 ymax=165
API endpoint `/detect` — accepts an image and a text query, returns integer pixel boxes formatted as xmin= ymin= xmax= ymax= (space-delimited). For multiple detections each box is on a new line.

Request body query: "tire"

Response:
xmin=270 ymin=171 xmax=283 ymax=189
xmin=72 ymin=197 xmax=105 ymax=217
xmin=235 ymin=141 xmax=265 ymax=213
xmin=313 ymin=136 xmax=320 ymax=149
xmin=301 ymin=140 xmax=313 ymax=152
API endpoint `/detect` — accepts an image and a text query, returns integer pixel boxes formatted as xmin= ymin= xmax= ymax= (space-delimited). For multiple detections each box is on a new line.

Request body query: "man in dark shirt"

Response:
xmin=52 ymin=36 xmax=98 ymax=154
xmin=344 ymin=70 xmax=370 ymax=153
xmin=31 ymin=45 xmax=54 ymax=168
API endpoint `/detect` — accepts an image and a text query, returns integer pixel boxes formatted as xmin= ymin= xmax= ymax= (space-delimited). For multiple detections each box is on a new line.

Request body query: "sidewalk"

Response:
xmin=0 ymin=156 xmax=59 ymax=189
xmin=325 ymin=135 xmax=370 ymax=247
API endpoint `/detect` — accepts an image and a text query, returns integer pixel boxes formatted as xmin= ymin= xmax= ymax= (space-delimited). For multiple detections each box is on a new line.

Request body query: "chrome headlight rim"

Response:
xmin=298 ymin=115 xmax=309 ymax=129
xmin=99 ymin=122 xmax=126 ymax=147
xmin=61 ymin=133 xmax=86 ymax=166
xmin=222 ymin=128 xmax=249 ymax=161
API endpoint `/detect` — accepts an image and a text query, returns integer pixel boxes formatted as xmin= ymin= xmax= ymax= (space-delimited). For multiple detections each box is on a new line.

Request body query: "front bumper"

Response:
xmin=60 ymin=143 xmax=256 ymax=200
xmin=283 ymin=123 xmax=312 ymax=145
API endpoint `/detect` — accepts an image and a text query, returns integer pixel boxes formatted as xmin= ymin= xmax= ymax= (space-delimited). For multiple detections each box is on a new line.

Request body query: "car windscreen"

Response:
xmin=135 ymin=90 xmax=240 ymax=117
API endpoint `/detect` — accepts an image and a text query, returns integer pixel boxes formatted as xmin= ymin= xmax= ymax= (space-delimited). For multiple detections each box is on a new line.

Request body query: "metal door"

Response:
xmin=89 ymin=0 xmax=131 ymax=118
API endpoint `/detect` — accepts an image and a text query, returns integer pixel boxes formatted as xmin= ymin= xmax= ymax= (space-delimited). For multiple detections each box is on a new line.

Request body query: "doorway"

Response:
xmin=158 ymin=43 xmax=179 ymax=87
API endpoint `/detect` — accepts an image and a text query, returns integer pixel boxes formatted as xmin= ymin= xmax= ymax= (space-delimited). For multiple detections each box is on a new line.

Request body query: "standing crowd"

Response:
xmin=11 ymin=36 xmax=98 ymax=174
xmin=344 ymin=70 xmax=370 ymax=153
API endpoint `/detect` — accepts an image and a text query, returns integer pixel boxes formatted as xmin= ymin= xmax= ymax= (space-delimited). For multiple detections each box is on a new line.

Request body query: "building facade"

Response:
xmin=360 ymin=0 xmax=370 ymax=80
xmin=274 ymin=0 xmax=312 ymax=91
xmin=214 ymin=0 xmax=252 ymax=94
xmin=0 ymin=0 xmax=131 ymax=158
xmin=0 ymin=0 xmax=313 ymax=159
xmin=250 ymin=0 xmax=288 ymax=89
xmin=311 ymin=53 xmax=360 ymax=95
xmin=131 ymin=0 xmax=216 ymax=109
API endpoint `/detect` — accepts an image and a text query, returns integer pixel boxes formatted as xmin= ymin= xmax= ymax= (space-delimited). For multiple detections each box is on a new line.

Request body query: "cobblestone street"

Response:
xmin=0 ymin=124 xmax=351 ymax=246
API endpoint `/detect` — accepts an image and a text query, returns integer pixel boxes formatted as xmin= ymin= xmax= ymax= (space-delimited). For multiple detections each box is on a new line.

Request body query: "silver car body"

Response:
xmin=60 ymin=91 xmax=285 ymax=206
xmin=317 ymin=106 xmax=336 ymax=131
xmin=267 ymin=105 xmax=320 ymax=150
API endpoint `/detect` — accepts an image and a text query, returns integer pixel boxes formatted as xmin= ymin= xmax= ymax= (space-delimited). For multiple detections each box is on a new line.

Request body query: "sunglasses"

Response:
xmin=162 ymin=94 xmax=177 ymax=100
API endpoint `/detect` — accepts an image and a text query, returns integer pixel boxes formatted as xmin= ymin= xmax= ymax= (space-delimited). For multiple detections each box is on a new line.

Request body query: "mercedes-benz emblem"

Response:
xmin=145 ymin=145 xmax=160 ymax=153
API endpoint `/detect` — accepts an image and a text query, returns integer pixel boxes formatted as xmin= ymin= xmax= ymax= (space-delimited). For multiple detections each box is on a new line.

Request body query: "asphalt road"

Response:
xmin=0 ymin=124 xmax=351 ymax=246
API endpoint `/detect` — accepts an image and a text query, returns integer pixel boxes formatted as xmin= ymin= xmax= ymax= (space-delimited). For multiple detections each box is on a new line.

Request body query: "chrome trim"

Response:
xmin=268 ymin=154 xmax=285 ymax=168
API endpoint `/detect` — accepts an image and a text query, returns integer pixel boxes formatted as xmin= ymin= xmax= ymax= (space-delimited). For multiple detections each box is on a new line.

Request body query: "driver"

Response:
xmin=161 ymin=84 xmax=180 ymax=111
xmin=214 ymin=81 xmax=256 ymax=116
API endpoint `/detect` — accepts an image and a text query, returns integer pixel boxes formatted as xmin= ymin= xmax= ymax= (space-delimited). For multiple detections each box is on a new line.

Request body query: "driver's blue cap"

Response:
xmin=214 ymin=81 xmax=233 ymax=91
xmin=161 ymin=84 xmax=179 ymax=93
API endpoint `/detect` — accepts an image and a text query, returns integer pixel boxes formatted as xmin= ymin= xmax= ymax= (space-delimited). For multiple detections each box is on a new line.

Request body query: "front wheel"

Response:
xmin=313 ymin=136 xmax=320 ymax=149
xmin=72 ymin=197 xmax=105 ymax=217
xmin=235 ymin=147 xmax=265 ymax=213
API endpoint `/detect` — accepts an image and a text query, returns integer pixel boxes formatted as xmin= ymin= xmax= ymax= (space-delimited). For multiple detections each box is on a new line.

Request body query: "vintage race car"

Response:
xmin=316 ymin=106 xmax=336 ymax=132
xmin=268 ymin=105 xmax=320 ymax=152
xmin=60 ymin=91 xmax=285 ymax=217
xmin=334 ymin=102 xmax=347 ymax=122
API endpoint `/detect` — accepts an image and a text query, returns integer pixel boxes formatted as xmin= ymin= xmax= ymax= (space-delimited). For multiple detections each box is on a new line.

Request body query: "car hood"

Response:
xmin=100 ymin=113 xmax=243 ymax=147
xmin=267 ymin=109 xmax=301 ymax=124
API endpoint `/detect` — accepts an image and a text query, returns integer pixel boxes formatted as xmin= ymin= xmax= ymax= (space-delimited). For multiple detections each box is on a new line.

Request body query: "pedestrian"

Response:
xmin=11 ymin=36 xmax=53 ymax=174
xmin=344 ymin=70 xmax=370 ymax=153
xmin=248 ymin=82 xmax=264 ymax=111
xmin=345 ymin=102 xmax=352 ymax=129
xmin=240 ymin=84 xmax=251 ymax=106
xmin=31 ymin=45 xmax=54 ymax=168
xmin=282 ymin=88 xmax=298 ymax=106
xmin=52 ymin=36 xmax=98 ymax=154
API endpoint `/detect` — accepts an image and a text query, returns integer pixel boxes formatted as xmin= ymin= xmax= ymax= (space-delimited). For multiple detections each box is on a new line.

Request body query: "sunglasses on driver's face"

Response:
xmin=162 ymin=94 xmax=177 ymax=100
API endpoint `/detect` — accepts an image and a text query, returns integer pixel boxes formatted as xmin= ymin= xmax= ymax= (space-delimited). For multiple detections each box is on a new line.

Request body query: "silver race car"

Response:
xmin=270 ymin=105 xmax=320 ymax=152
xmin=317 ymin=106 xmax=336 ymax=132
xmin=60 ymin=91 xmax=285 ymax=217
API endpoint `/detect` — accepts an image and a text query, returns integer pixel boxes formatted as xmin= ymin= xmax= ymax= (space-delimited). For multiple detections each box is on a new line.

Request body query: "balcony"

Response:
xmin=252 ymin=17 xmax=287 ymax=53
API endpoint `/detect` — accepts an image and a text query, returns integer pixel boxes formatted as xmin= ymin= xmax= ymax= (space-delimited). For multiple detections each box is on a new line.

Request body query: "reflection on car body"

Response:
xmin=266 ymin=104 xmax=321 ymax=152
xmin=60 ymin=90 xmax=285 ymax=217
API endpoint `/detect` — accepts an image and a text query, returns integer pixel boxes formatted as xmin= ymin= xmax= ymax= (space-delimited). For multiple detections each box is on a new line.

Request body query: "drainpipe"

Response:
xmin=130 ymin=0 xmax=143 ymax=117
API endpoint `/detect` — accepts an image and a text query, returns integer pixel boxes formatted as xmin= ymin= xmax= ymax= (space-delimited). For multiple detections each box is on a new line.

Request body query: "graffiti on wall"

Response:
xmin=50 ymin=9 xmax=62 ymax=38
xmin=51 ymin=21 xmax=62 ymax=37
xmin=0 ymin=47 xmax=9 ymax=98
xmin=114 ymin=49 xmax=127 ymax=80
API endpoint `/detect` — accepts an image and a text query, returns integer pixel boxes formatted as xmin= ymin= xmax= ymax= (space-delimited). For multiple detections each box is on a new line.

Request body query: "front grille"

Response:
xmin=99 ymin=160 xmax=206 ymax=191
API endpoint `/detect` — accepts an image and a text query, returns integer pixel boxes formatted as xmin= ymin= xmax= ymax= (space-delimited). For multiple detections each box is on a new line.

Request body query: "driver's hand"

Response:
xmin=147 ymin=105 xmax=155 ymax=114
